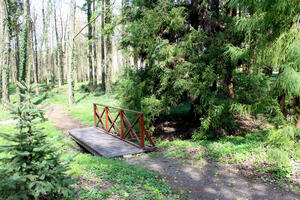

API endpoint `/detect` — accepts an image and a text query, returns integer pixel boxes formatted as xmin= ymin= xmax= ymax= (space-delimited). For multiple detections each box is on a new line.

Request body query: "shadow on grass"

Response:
xmin=197 ymin=131 xmax=266 ymax=160
xmin=75 ymin=93 xmax=90 ymax=104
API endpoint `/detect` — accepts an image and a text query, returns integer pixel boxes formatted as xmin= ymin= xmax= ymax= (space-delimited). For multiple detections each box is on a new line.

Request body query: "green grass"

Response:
xmin=157 ymin=132 xmax=266 ymax=163
xmin=0 ymin=120 xmax=178 ymax=199
xmin=0 ymin=107 xmax=12 ymax=121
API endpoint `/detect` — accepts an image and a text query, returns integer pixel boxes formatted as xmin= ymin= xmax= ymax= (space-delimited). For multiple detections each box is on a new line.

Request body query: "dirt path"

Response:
xmin=46 ymin=104 xmax=87 ymax=131
xmin=46 ymin=104 xmax=300 ymax=200
xmin=125 ymin=154 xmax=299 ymax=200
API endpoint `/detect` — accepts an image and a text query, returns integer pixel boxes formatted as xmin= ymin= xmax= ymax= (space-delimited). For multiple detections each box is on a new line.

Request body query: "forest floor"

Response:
xmin=45 ymin=102 xmax=300 ymax=200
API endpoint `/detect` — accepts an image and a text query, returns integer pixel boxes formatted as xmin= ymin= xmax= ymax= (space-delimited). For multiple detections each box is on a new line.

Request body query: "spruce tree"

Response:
xmin=0 ymin=82 xmax=73 ymax=199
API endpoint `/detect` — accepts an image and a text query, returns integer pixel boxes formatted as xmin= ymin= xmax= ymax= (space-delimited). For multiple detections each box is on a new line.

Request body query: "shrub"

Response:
xmin=267 ymin=148 xmax=292 ymax=179
xmin=192 ymin=98 xmax=236 ymax=140
xmin=265 ymin=128 xmax=294 ymax=150
xmin=0 ymin=82 xmax=74 ymax=200
xmin=267 ymin=148 xmax=291 ymax=167
xmin=141 ymin=95 xmax=167 ymax=128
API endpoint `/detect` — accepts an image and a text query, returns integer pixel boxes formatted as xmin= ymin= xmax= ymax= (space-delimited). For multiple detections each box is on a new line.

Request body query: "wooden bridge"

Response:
xmin=69 ymin=104 xmax=155 ymax=158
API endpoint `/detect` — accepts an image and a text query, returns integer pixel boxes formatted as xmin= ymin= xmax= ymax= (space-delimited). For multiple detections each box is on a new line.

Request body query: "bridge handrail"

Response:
xmin=93 ymin=103 xmax=144 ymax=115
xmin=93 ymin=103 xmax=155 ymax=148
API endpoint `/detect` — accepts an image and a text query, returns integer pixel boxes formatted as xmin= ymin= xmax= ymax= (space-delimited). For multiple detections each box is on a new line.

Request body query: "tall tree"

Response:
xmin=1 ymin=0 xmax=10 ymax=108
xmin=19 ymin=0 xmax=30 ymax=100
xmin=53 ymin=0 xmax=64 ymax=87
xmin=41 ymin=0 xmax=52 ymax=85
xmin=31 ymin=10 xmax=39 ymax=95
xmin=68 ymin=0 xmax=76 ymax=106
xmin=104 ymin=0 xmax=112 ymax=93
xmin=87 ymin=0 xmax=94 ymax=89
xmin=92 ymin=0 xmax=98 ymax=87
xmin=100 ymin=0 xmax=105 ymax=91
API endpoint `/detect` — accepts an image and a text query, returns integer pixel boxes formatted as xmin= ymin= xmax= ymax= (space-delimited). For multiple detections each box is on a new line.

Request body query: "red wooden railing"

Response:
xmin=93 ymin=103 xmax=155 ymax=148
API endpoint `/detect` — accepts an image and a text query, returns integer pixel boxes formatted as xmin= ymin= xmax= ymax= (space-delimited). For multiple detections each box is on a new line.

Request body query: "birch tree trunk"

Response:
xmin=105 ymin=0 xmax=112 ymax=93
xmin=101 ymin=0 xmax=106 ymax=91
xmin=50 ymin=19 xmax=55 ymax=88
xmin=1 ymin=0 xmax=10 ymax=108
xmin=68 ymin=0 xmax=76 ymax=106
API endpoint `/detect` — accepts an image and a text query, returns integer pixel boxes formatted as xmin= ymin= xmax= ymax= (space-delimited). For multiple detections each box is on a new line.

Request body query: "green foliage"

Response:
xmin=117 ymin=0 xmax=300 ymax=139
xmin=0 ymin=82 xmax=74 ymax=200
xmin=265 ymin=126 xmax=298 ymax=150
xmin=275 ymin=67 xmax=300 ymax=98
xmin=264 ymin=125 xmax=300 ymax=178
xmin=116 ymin=67 xmax=145 ymax=110
xmin=69 ymin=153 xmax=178 ymax=199
xmin=193 ymin=99 xmax=236 ymax=140
xmin=141 ymin=95 xmax=166 ymax=128
xmin=267 ymin=149 xmax=292 ymax=179
xmin=267 ymin=149 xmax=290 ymax=167
xmin=234 ymin=71 xmax=270 ymax=105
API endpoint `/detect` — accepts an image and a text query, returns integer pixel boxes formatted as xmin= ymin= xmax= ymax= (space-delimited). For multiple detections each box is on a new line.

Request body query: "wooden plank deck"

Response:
xmin=69 ymin=127 xmax=145 ymax=158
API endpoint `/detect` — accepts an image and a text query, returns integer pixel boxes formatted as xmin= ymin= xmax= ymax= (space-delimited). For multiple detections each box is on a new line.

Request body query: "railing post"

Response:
xmin=94 ymin=104 xmax=97 ymax=127
xmin=120 ymin=110 xmax=124 ymax=139
xmin=140 ymin=114 xmax=145 ymax=148
xmin=105 ymin=107 xmax=109 ymax=132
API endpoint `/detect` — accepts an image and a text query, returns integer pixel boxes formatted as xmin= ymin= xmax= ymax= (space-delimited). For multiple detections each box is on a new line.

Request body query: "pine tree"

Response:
xmin=0 ymin=82 xmax=74 ymax=199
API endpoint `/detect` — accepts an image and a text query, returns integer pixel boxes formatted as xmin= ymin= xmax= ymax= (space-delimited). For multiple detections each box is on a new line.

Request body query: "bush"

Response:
xmin=266 ymin=148 xmax=292 ymax=179
xmin=141 ymin=95 xmax=167 ymax=128
xmin=267 ymin=148 xmax=291 ymax=167
xmin=265 ymin=126 xmax=296 ymax=150
xmin=269 ymin=166 xmax=292 ymax=179
xmin=116 ymin=67 xmax=145 ymax=110
xmin=0 ymin=82 xmax=74 ymax=200
xmin=116 ymin=67 xmax=167 ymax=129
xmin=192 ymin=98 xmax=236 ymax=140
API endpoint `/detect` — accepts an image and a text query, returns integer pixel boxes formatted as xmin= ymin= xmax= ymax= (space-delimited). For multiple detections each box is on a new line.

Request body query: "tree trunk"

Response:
xmin=87 ymin=0 xmax=93 ymax=89
xmin=278 ymin=91 xmax=286 ymax=116
xmin=228 ymin=75 xmax=234 ymax=99
xmin=32 ymin=13 xmax=39 ymax=95
xmin=15 ymin=32 xmax=20 ymax=84
xmin=53 ymin=1 xmax=64 ymax=87
xmin=68 ymin=0 xmax=76 ymax=106
xmin=62 ymin=16 xmax=68 ymax=85
xmin=50 ymin=50 xmax=55 ymax=88
xmin=1 ymin=0 xmax=10 ymax=109
xmin=105 ymin=0 xmax=112 ymax=93
xmin=27 ymin=16 xmax=33 ymax=85
xmin=101 ymin=0 xmax=106 ymax=91
xmin=50 ymin=20 xmax=55 ymax=88
xmin=42 ymin=0 xmax=51 ymax=86
xmin=295 ymin=97 xmax=300 ymax=129
xmin=20 ymin=0 xmax=30 ymax=83
xmin=93 ymin=0 xmax=98 ymax=87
